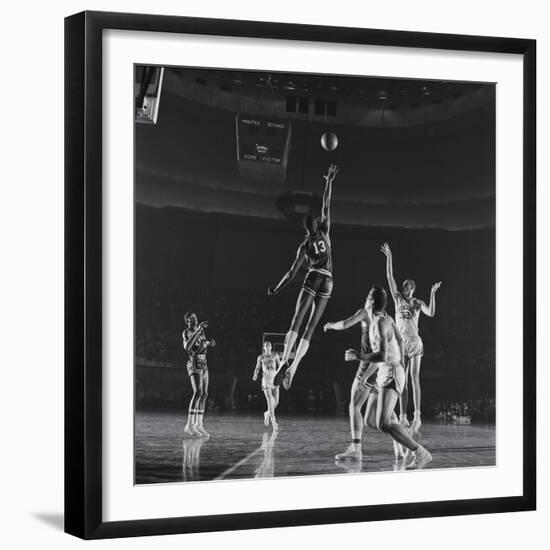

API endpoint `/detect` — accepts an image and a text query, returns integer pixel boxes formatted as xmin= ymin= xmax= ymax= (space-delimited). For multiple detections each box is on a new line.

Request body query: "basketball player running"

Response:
xmin=324 ymin=298 xmax=405 ymax=461
xmin=381 ymin=243 xmax=441 ymax=434
xmin=268 ymin=163 xmax=339 ymax=390
xmin=335 ymin=286 xmax=432 ymax=468
xmin=182 ymin=312 xmax=216 ymax=437
xmin=253 ymin=341 xmax=282 ymax=430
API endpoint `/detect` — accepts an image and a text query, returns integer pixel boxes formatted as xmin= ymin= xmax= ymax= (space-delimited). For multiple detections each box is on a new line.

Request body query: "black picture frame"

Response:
xmin=65 ymin=10 xmax=536 ymax=540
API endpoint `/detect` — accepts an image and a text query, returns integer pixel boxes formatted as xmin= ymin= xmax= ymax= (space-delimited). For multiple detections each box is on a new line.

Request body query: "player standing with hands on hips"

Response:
xmin=182 ymin=312 xmax=216 ymax=437
xmin=268 ymin=164 xmax=339 ymax=390
xmin=381 ymin=243 xmax=441 ymax=434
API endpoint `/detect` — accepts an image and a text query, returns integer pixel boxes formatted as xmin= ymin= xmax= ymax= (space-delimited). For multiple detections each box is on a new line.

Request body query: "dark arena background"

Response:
xmin=134 ymin=67 xmax=496 ymax=484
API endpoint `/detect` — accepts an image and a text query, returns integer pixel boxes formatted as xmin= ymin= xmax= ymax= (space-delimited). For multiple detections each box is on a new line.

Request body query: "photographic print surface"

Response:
xmin=134 ymin=66 xmax=496 ymax=484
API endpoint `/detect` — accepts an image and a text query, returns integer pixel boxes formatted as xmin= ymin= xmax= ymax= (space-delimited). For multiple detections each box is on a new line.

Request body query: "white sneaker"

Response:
xmin=195 ymin=424 xmax=210 ymax=438
xmin=406 ymin=445 xmax=432 ymax=469
xmin=282 ymin=366 xmax=297 ymax=390
xmin=184 ymin=425 xmax=201 ymax=437
xmin=335 ymin=444 xmax=362 ymax=461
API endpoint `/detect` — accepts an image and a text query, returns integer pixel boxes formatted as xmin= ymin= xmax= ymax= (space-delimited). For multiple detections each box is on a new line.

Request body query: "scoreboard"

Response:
xmin=235 ymin=114 xmax=292 ymax=183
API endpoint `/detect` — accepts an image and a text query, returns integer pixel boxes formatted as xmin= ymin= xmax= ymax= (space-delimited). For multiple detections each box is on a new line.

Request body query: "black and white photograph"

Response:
xmin=134 ymin=65 xmax=496 ymax=484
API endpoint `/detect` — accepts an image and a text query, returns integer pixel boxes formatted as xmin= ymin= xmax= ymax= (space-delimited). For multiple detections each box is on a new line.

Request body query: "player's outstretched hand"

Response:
xmin=252 ymin=375 xmax=257 ymax=382
xmin=208 ymin=339 xmax=216 ymax=348
xmin=380 ymin=242 xmax=392 ymax=257
xmin=267 ymin=286 xmax=277 ymax=296
xmin=323 ymin=322 xmax=332 ymax=332
xmin=431 ymin=281 xmax=442 ymax=293
xmin=199 ymin=321 xmax=209 ymax=329
xmin=324 ymin=163 xmax=339 ymax=183
xmin=344 ymin=348 xmax=359 ymax=362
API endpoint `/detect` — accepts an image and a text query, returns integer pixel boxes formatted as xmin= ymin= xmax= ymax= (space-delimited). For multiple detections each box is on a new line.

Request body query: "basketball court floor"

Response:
xmin=135 ymin=411 xmax=496 ymax=484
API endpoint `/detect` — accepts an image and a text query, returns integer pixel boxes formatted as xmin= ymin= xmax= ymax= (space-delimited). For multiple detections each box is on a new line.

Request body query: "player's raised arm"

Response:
xmin=420 ymin=281 xmax=442 ymax=317
xmin=268 ymin=243 xmax=306 ymax=295
xmin=381 ymin=243 xmax=399 ymax=302
xmin=324 ymin=308 xmax=367 ymax=332
xmin=321 ymin=164 xmax=339 ymax=232
xmin=252 ymin=356 xmax=262 ymax=381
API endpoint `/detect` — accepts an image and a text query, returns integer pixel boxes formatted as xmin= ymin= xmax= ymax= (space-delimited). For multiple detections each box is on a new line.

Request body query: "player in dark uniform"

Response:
xmin=182 ymin=312 xmax=216 ymax=437
xmin=268 ymin=164 xmax=339 ymax=390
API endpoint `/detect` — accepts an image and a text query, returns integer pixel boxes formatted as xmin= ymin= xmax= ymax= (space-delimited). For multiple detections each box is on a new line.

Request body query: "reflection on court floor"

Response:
xmin=135 ymin=411 xmax=496 ymax=484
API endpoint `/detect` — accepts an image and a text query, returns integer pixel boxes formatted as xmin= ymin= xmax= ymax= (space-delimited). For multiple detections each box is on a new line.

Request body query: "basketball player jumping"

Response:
xmin=381 ymin=242 xmax=441 ymax=434
xmin=182 ymin=312 xmax=216 ymax=437
xmin=334 ymin=286 xmax=432 ymax=468
xmin=268 ymin=163 xmax=339 ymax=390
xmin=253 ymin=341 xmax=282 ymax=430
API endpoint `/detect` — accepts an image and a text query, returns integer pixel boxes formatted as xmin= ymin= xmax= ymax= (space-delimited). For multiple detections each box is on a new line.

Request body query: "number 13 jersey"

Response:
xmin=304 ymin=226 xmax=333 ymax=277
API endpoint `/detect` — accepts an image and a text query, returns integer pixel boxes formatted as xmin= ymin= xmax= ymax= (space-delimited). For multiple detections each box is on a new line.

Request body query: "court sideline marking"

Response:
xmin=214 ymin=445 xmax=265 ymax=480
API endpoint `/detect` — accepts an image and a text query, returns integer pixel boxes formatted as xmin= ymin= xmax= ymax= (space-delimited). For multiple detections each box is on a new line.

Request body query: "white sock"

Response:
xmin=282 ymin=331 xmax=298 ymax=363
xmin=292 ymin=338 xmax=310 ymax=368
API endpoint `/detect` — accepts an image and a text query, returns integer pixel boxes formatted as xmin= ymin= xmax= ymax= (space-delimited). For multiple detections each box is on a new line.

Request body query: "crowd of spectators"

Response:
xmin=134 ymin=205 xmax=496 ymax=421
xmin=430 ymin=398 xmax=496 ymax=423
xmin=135 ymin=281 xmax=495 ymax=422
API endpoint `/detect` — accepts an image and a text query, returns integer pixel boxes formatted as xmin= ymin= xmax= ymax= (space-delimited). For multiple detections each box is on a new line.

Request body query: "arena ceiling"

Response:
xmin=135 ymin=67 xmax=495 ymax=230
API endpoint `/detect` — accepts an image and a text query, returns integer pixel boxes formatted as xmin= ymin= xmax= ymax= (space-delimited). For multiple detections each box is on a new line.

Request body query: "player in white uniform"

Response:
xmin=324 ymin=302 xmax=405 ymax=462
xmin=334 ymin=286 xmax=432 ymax=469
xmin=253 ymin=341 xmax=282 ymax=430
xmin=381 ymin=243 xmax=441 ymax=434
xmin=182 ymin=312 xmax=216 ymax=437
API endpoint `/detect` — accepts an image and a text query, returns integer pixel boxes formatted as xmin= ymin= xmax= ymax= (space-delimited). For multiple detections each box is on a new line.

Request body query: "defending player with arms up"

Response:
xmin=381 ymin=243 xmax=441 ymax=434
xmin=182 ymin=312 xmax=216 ymax=437
xmin=253 ymin=341 xmax=282 ymax=430
xmin=268 ymin=164 xmax=339 ymax=390
xmin=338 ymin=286 xmax=432 ymax=469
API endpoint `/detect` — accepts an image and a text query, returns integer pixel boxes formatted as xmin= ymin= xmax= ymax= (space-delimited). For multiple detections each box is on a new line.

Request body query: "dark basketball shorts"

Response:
xmin=302 ymin=269 xmax=333 ymax=299
xmin=187 ymin=354 xmax=208 ymax=378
